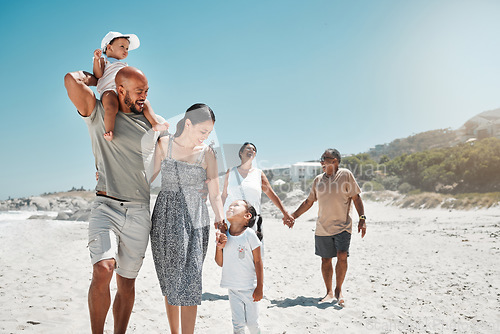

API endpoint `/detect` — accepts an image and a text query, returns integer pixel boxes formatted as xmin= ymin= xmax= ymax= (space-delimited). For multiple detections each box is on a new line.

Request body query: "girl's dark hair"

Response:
xmin=242 ymin=200 xmax=263 ymax=240
xmin=174 ymin=103 xmax=215 ymax=137
xmin=238 ymin=142 xmax=257 ymax=159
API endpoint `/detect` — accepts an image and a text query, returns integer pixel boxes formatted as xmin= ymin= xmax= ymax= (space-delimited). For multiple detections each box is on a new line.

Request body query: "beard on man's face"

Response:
xmin=124 ymin=91 xmax=144 ymax=115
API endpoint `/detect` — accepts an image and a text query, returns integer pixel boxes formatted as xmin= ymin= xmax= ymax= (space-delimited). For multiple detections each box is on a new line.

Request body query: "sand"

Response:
xmin=0 ymin=201 xmax=499 ymax=333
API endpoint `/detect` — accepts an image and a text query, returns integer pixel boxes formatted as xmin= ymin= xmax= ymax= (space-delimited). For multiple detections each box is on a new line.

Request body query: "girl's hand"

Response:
xmin=215 ymin=230 xmax=227 ymax=249
xmin=94 ymin=49 xmax=102 ymax=60
xmin=253 ymin=286 xmax=263 ymax=302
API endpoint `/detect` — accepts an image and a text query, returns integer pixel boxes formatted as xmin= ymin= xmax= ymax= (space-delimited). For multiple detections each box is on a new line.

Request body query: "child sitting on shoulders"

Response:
xmin=215 ymin=200 xmax=263 ymax=334
xmin=93 ymin=31 xmax=167 ymax=141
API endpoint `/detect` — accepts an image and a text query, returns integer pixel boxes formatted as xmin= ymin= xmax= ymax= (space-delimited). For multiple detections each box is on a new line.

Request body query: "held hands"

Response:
xmin=214 ymin=219 xmax=228 ymax=234
xmin=93 ymin=49 xmax=102 ymax=60
xmin=282 ymin=212 xmax=295 ymax=228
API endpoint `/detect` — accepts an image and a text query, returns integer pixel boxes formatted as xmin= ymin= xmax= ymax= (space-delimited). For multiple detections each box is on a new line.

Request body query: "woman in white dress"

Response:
xmin=221 ymin=142 xmax=294 ymax=240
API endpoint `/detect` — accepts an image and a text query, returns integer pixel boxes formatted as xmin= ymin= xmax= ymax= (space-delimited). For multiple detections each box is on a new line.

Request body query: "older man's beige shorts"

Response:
xmin=88 ymin=196 xmax=151 ymax=279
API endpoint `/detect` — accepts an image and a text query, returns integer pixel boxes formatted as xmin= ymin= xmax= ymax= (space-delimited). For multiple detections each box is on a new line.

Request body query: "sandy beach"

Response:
xmin=1 ymin=200 xmax=499 ymax=333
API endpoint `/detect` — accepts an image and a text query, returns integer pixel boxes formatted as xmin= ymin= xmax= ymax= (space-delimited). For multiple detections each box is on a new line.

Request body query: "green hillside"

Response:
xmin=343 ymin=137 xmax=500 ymax=194
xmin=367 ymin=129 xmax=459 ymax=160
xmin=368 ymin=108 xmax=500 ymax=160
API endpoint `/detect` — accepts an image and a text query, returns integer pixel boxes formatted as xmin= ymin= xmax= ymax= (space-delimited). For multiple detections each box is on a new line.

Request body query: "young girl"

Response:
xmin=93 ymin=31 xmax=167 ymax=141
xmin=215 ymin=200 xmax=264 ymax=334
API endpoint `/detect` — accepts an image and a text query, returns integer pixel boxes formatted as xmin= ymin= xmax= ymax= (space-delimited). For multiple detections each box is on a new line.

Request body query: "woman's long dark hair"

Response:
xmin=174 ymin=103 xmax=215 ymax=137
xmin=243 ymin=200 xmax=263 ymax=240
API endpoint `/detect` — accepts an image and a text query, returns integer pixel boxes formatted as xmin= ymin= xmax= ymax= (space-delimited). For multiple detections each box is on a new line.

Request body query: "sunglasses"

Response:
xmin=320 ymin=156 xmax=337 ymax=163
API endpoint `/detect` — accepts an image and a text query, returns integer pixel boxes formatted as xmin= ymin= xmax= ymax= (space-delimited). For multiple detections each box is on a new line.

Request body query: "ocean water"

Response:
xmin=0 ymin=211 xmax=59 ymax=222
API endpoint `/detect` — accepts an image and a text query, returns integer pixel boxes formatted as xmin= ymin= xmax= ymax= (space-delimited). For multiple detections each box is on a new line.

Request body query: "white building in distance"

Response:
xmin=290 ymin=162 xmax=322 ymax=182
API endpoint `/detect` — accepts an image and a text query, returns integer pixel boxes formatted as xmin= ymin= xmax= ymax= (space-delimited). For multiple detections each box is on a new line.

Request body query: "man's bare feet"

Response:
xmin=335 ymin=288 xmax=345 ymax=307
xmin=104 ymin=131 xmax=114 ymax=141
xmin=152 ymin=122 xmax=169 ymax=132
xmin=319 ymin=293 xmax=335 ymax=304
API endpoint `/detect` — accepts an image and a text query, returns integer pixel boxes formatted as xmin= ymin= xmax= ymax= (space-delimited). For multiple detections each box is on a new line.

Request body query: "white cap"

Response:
xmin=101 ymin=31 xmax=140 ymax=52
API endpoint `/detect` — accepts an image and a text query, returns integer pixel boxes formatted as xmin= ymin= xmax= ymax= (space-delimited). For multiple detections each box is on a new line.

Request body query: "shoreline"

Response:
xmin=1 ymin=190 xmax=499 ymax=219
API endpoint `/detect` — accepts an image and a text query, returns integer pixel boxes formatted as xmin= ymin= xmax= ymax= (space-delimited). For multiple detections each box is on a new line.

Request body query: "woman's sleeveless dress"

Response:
xmin=150 ymin=137 xmax=210 ymax=306
xmin=223 ymin=166 xmax=266 ymax=254
xmin=223 ymin=166 xmax=262 ymax=215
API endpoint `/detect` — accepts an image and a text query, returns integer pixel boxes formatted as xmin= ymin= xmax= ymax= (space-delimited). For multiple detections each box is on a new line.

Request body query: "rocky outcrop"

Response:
xmin=260 ymin=188 xmax=306 ymax=218
xmin=30 ymin=197 xmax=51 ymax=211
xmin=0 ymin=192 xmax=94 ymax=221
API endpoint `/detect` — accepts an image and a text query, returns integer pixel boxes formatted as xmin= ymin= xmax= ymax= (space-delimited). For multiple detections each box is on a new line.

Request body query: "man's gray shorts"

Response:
xmin=88 ymin=196 xmax=151 ymax=279
xmin=315 ymin=231 xmax=351 ymax=258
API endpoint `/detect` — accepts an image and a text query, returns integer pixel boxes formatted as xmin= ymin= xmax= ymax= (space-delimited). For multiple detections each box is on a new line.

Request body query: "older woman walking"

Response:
xmin=222 ymin=142 xmax=294 ymax=241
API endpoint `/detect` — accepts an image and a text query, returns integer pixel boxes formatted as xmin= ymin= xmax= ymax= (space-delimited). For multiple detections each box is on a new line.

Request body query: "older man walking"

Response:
xmin=288 ymin=148 xmax=366 ymax=306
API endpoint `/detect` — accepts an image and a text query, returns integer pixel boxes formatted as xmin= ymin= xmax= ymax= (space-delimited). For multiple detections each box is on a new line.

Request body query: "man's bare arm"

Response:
xmin=352 ymin=194 xmax=366 ymax=238
xmin=64 ymin=71 xmax=97 ymax=117
xmin=291 ymin=198 xmax=314 ymax=219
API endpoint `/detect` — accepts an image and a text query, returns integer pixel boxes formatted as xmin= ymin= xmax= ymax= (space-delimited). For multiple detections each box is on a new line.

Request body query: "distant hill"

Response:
xmin=368 ymin=128 xmax=458 ymax=160
xmin=368 ymin=108 xmax=500 ymax=160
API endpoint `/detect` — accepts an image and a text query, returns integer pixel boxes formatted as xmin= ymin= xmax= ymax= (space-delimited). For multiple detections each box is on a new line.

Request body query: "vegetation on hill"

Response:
xmin=368 ymin=128 xmax=458 ymax=159
xmin=343 ymin=137 xmax=500 ymax=194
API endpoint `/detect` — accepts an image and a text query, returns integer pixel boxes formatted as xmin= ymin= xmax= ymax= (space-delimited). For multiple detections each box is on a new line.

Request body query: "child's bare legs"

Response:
xmin=143 ymin=101 xmax=168 ymax=132
xmin=102 ymin=91 xmax=119 ymax=141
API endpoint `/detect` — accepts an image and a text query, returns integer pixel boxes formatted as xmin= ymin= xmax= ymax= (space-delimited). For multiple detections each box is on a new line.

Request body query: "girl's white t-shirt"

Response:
xmin=220 ymin=228 xmax=262 ymax=290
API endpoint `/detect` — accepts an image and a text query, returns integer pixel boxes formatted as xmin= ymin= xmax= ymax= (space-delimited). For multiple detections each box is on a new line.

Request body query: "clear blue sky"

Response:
xmin=1 ymin=0 xmax=499 ymax=200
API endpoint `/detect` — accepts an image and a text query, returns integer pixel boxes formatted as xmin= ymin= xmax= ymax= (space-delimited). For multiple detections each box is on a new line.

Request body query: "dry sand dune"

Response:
xmin=0 ymin=201 xmax=499 ymax=333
